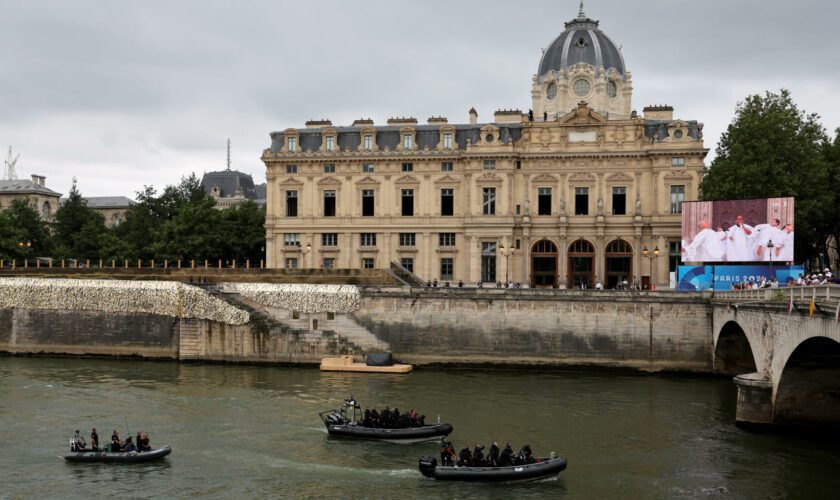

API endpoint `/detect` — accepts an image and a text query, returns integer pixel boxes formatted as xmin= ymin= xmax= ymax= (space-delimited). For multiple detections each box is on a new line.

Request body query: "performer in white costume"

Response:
xmin=683 ymin=222 xmax=725 ymax=262
xmin=756 ymin=219 xmax=784 ymax=261
xmin=726 ymin=215 xmax=754 ymax=262
xmin=715 ymin=226 xmax=728 ymax=261
xmin=777 ymin=223 xmax=794 ymax=262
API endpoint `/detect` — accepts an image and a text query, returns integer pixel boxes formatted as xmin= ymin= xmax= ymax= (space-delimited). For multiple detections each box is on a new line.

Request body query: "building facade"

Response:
xmin=0 ymin=175 xmax=61 ymax=221
xmin=262 ymin=6 xmax=708 ymax=288
xmin=201 ymin=169 xmax=266 ymax=209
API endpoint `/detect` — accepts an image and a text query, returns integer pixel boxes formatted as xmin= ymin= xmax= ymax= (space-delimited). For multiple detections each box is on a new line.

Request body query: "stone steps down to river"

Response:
xmin=217 ymin=283 xmax=388 ymax=354
xmin=207 ymin=284 xmax=384 ymax=355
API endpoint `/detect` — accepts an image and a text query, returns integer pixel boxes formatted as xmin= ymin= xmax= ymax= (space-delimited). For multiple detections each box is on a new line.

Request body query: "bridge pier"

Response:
xmin=734 ymin=373 xmax=774 ymax=427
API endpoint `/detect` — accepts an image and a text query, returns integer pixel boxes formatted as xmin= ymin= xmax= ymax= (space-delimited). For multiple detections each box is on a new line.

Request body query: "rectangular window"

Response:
xmin=286 ymin=191 xmax=298 ymax=217
xmin=538 ymin=187 xmax=552 ymax=216
xmin=481 ymin=242 xmax=497 ymax=283
xmin=612 ymin=186 xmax=626 ymax=215
xmin=516 ymin=160 xmax=522 ymax=170
xmin=360 ymin=233 xmax=376 ymax=246
xmin=440 ymin=258 xmax=454 ymax=280
xmin=325 ymin=136 xmax=334 ymax=152
xmin=403 ymin=135 xmax=413 ymax=149
xmin=670 ymin=185 xmax=685 ymax=214
xmin=515 ymin=239 xmax=521 ymax=250
xmin=443 ymin=133 xmax=453 ymax=149
xmin=669 ymin=240 xmax=681 ymax=273
xmin=441 ymin=162 xmax=453 ymax=172
xmin=285 ymin=258 xmax=298 ymax=269
xmin=440 ymin=188 xmax=454 ymax=216
xmin=574 ymin=187 xmax=589 ymax=215
xmin=671 ymin=157 xmax=686 ymax=168
xmin=399 ymin=233 xmax=416 ymax=247
xmin=322 ymin=257 xmax=335 ymax=269
xmin=482 ymin=187 xmax=496 ymax=215
xmin=483 ymin=160 xmax=496 ymax=170
xmin=362 ymin=163 xmax=374 ymax=173
xmin=284 ymin=233 xmax=300 ymax=246
xmin=400 ymin=258 xmax=414 ymax=273
xmin=362 ymin=258 xmax=375 ymax=269
xmin=401 ymin=189 xmax=414 ymax=216
xmin=439 ymin=233 xmax=456 ymax=247
xmin=362 ymin=189 xmax=375 ymax=216
xmin=322 ymin=233 xmax=338 ymax=246
xmin=402 ymin=162 xmax=413 ymax=172
xmin=323 ymin=164 xmax=335 ymax=173
xmin=323 ymin=190 xmax=336 ymax=217
xmin=287 ymin=137 xmax=296 ymax=152
xmin=286 ymin=164 xmax=297 ymax=174
xmin=364 ymin=135 xmax=373 ymax=150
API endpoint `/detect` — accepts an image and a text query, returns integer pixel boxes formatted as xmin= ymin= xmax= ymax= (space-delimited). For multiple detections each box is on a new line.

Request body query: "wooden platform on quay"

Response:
xmin=319 ymin=355 xmax=412 ymax=373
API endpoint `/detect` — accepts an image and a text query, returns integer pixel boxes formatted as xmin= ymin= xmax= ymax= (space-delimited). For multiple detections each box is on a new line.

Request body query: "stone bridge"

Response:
xmin=712 ymin=286 xmax=840 ymax=426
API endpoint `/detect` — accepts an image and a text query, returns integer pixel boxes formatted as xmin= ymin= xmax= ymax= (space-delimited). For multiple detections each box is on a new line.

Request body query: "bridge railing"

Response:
xmin=714 ymin=285 xmax=840 ymax=302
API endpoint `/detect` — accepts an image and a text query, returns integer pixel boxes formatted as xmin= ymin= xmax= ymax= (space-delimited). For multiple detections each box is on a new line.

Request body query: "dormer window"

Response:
xmin=364 ymin=135 xmax=373 ymax=150
xmin=403 ymin=134 xmax=413 ymax=149
xmin=576 ymin=36 xmax=587 ymax=48
xmin=287 ymin=137 xmax=297 ymax=152
xmin=607 ymin=81 xmax=618 ymax=98
xmin=325 ymin=136 xmax=334 ymax=151
xmin=443 ymin=133 xmax=452 ymax=149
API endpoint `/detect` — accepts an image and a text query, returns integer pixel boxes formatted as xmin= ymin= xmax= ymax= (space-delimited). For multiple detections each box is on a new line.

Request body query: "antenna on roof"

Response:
xmin=4 ymin=146 xmax=20 ymax=180
xmin=226 ymin=138 xmax=231 ymax=171
xmin=578 ymin=1 xmax=586 ymax=18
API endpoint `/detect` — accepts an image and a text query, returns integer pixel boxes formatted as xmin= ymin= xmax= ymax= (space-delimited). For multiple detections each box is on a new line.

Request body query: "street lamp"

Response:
xmin=767 ymin=239 xmax=775 ymax=283
xmin=499 ymin=244 xmax=514 ymax=284
xmin=642 ymin=245 xmax=660 ymax=290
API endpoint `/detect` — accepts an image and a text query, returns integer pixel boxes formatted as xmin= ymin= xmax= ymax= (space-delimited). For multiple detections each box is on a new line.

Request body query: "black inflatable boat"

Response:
xmin=319 ymin=397 xmax=453 ymax=444
xmin=418 ymin=455 xmax=567 ymax=482
xmin=64 ymin=446 xmax=172 ymax=463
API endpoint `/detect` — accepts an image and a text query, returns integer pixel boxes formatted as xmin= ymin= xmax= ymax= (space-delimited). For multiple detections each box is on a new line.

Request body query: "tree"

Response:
xmin=0 ymin=197 xmax=51 ymax=259
xmin=52 ymin=178 xmax=107 ymax=259
xmin=700 ymin=89 xmax=830 ymax=263
xmin=220 ymin=201 xmax=267 ymax=263
xmin=821 ymin=129 xmax=840 ymax=269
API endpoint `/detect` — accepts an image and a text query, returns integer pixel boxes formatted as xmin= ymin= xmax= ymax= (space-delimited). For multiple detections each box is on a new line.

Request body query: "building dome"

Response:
xmin=538 ymin=4 xmax=625 ymax=78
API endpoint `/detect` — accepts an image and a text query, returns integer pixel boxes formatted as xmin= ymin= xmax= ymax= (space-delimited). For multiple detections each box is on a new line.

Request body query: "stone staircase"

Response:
xmin=197 ymin=284 xmax=383 ymax=356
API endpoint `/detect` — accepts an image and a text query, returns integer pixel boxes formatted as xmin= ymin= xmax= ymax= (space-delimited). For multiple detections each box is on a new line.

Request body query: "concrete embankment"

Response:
xmin=0 ymin=278 xmax=713 ymax=372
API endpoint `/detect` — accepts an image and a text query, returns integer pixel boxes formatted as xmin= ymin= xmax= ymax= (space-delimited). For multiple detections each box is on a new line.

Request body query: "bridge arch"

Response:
xmin=713 ymin=320 xmax=757 ymax=376
xmin=774 ymin=336 xmax=840 ymax=424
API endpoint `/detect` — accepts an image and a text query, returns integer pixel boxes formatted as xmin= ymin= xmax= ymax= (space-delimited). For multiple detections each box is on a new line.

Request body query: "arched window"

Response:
xmin=42 ymin=201 xmax=51 ymax=219
xmin=606 ymin=239 xmax=632 ymax=253
xmin=532 ymin=239 xmax=558 ymax=254
xmin=569 ymin=239 xmax=595 ymax=254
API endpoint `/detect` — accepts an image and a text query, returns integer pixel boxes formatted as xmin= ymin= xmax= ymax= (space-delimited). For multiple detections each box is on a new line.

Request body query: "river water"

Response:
xmin=1 ymin=357 xmax=838 ymax=499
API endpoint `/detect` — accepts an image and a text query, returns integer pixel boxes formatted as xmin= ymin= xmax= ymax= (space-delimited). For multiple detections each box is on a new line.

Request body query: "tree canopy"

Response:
xmin=700 ymin=89 xmax=836 ymax=265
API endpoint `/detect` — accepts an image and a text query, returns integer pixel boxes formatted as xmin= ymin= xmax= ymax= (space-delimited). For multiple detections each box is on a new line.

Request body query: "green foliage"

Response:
xmin=0 ymin=197 xmax=51 ymax=259
xmin=52 ymin=178 xmax=107 ymax=259
xmin=821 ymin=129 xmax=840 ymax=269
xmin=700 ymin=89 xmax=832 ymax=262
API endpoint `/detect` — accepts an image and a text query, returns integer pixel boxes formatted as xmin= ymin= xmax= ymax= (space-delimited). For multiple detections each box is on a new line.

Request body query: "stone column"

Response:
xmin=469 ymin=235 xmax=479 ymax=283
xmin=733 ymin=373 xmax=774 ymax=427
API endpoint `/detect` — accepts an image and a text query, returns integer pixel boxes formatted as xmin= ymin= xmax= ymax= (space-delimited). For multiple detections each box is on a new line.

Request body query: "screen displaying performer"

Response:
xmin=680 ymin=197 xmax=794 ymax=263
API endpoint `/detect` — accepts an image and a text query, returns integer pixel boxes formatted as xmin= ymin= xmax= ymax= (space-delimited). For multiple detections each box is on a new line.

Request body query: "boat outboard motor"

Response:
xmin=419 ymin=456 xmax=437 ymax=478
xmin=324 ymin=412 xmax=346 ymax=426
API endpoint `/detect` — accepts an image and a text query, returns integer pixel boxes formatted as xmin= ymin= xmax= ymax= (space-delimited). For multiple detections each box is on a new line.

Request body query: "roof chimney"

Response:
xmin=642 ymin=105 xmax=674 ymax=121
xmin=469 ymin=107 xmax=478 ymax=125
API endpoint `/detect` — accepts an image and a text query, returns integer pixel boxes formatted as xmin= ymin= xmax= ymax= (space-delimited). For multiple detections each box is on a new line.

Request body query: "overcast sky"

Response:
xmin=2 ymin=0 xmax=838 ymax=198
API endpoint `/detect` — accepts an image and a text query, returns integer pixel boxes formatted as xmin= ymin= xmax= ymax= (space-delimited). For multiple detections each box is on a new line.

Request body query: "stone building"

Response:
xmin=69 ymin=196 xmax=135 ymax=227
xmin=200 ymin=169 xmax=266 ymax=209
xmin=0 ymin=175 xmax=61 ymax=221
xmin=261 ymin=5 xmax=708 ymax=288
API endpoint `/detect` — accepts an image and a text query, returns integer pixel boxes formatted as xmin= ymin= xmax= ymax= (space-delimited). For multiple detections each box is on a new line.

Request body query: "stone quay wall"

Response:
xmin=353 ymin=287 xmax=713 ymax=372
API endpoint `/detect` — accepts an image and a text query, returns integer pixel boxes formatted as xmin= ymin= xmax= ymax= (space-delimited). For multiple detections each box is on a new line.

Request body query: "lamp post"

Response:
xmin=767 ymin=239 xmax=774 ymax=283
xmin=642 ymin=245 xmax=660 ymax=290
xmin=18 ymin=241 xmax=32 ymax=267
xmin=499 ymin=244 xmax=514 ymax=284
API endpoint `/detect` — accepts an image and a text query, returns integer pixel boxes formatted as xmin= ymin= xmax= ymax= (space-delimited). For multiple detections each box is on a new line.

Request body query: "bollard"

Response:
xmin=137 ymin=260 xmax=141 ymax=269
xmin=151 ymin=259 xmax=155 ymax=269
xmin=232 ymin=260 xmax=236 ymax=269
xmin=62 ymin=259 xmax=65 ymax=268
xmin=124 ymin=260 xmax=128 ymax=268
xmin=164 ymin=260 xmax=168 ymax=269
xmin=12 ymin=259 xmax=16 ymax=269
xmin=246 ymin=259 xmax=250 ymax=269
xmin=99 ymin=259 xmax=103 ymax=269
xmin=24 ymin=259 xmax=28 ymax=268
xmin=112 ymin=260 xmax=115 ymax=269
xmin=86 ymin=259 xmax=90 ymax=268
xmin=36 ymin=260 xmax=40 ymax=268
xmin=191 ymin=260 xmax=195 ymax=269
xmin=260 ymin=259 xmax=264 ymax=269
xmin=49 ymin=260 xmax=53 ymax=268
xmin=177 ymin=260 xmax=181 ymax=269
xmin=218 ymin=259 xmax=222 ymax=269
xmin=204 ymin=259 xmax=208 ymax=269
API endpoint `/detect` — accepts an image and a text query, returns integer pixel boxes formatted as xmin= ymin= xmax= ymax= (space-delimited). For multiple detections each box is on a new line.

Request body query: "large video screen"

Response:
xmin=680 ymin=197 xmax=794 ymax=263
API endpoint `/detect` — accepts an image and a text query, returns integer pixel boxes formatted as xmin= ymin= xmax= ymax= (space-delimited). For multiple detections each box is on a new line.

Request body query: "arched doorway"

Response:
xmin=605 ymin=239 xmax=632 ymax=289
xmin=531 ymin=239 xmax=558 ymax=287
xmin=567 ymin=239 xmax=595 ymax=289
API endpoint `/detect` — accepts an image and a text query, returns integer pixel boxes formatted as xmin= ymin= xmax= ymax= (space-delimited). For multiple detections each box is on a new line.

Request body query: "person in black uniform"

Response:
xmin=370 ymin=408 xmax=380 ymax=427
xmin=472 ymin=445 xmax=485 ymax=466
xmin=499 ymin=443 xmax=513 ymax=466
xmin=90 ymin=428 xmax=99 ymax=451
xmin=488 ymin=442 xmax=500 ymax=466
xmin=440 ymin=441 xmax=456 ymax=467
xmin=457 ymin=446 xmax=472 ymax=467
xmin=518 ymin=444 xmax=534 ymax=464
xmin=111 ymin=430 xmax=122 ymax=452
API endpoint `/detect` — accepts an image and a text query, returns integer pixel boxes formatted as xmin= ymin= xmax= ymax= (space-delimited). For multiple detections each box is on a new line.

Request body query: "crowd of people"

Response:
xmin=683 ymin=216 xmax=794 ymax=263
xmin=361 ymin=407 xmax=426 ymax=428
xmin=70 ymin=427 xmax=152 ymax=453
xmin=439 ymin=441 xmax=536 ymax=467
xmin=424 ymin=279 xmax=524 ymax=289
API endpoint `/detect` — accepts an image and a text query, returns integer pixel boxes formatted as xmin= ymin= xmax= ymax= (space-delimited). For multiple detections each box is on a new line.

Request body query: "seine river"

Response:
xmin=1 ymin=357 xmax=839 ymax=499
